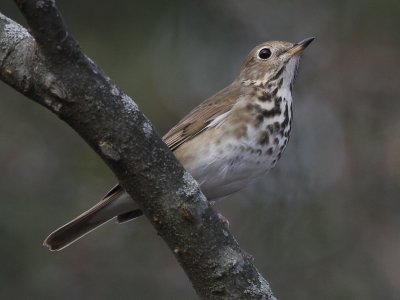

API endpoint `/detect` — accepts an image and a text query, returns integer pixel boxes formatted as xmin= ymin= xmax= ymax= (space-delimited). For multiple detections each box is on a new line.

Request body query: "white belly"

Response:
xmin=175 ymin=124 xmax=286 ymax=200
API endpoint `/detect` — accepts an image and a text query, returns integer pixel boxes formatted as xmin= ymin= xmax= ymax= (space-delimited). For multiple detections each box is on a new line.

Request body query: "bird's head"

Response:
xmin=238 ymin=37 xmax=315 ymax=88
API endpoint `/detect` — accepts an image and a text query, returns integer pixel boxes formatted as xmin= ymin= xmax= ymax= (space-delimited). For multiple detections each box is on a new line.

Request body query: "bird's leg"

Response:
xmin=208 ymin=200 xmax=230 ymax=227
xmin=217 ymin=213 xmax=230 ymax=228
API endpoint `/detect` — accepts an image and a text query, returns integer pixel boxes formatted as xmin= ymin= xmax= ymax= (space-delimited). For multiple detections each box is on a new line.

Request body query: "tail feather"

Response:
xmin=117 ymin=210 xmax=143 ymax=223
xmin=44 ymin=186 xmax=141 ymax=251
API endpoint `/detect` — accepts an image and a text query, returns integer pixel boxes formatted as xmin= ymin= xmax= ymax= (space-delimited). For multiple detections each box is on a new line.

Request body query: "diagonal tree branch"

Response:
xmin=0 ymin=1 xmax=276 ymax=299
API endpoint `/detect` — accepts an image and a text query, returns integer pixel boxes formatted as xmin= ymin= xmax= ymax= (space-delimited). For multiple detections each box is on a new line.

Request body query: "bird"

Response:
xmin=44 ymin=37 xmax=314 ymax=251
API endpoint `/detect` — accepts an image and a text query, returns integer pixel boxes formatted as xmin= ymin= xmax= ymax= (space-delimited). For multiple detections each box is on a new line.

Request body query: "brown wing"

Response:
xmin=101 ymin=82 xmax=241 ymax=202
xmin=163 ymin=81 xmax=241 ymax=152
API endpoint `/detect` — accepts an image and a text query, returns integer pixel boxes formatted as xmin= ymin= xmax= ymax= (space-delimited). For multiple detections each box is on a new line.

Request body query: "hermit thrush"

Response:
xmin=44 ymin=37 xmax=314 ymax=250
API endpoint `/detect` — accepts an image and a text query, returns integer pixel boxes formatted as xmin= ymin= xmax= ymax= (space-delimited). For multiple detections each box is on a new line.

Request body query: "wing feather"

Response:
xmin=163 ymin=82 xmax=241 ymax=151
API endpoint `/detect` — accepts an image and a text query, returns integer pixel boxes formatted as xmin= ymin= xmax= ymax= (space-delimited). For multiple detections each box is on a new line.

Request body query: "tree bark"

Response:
xmin=0 ymin=1 xmax=276 ymax=299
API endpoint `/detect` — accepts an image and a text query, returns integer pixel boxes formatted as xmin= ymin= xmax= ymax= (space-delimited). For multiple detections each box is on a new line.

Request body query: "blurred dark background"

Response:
xmin=1 ymin=0 xmax=400 ymax=299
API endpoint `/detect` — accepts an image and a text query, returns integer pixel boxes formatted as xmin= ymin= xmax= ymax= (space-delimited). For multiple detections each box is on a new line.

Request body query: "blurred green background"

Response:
xmin=1 ymin=0 xmax=400 ymax=299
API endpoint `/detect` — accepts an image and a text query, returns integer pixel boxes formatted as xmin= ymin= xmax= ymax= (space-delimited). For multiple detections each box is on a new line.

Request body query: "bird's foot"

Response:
xmin=217 ymin=213 xmax=230 ymax=228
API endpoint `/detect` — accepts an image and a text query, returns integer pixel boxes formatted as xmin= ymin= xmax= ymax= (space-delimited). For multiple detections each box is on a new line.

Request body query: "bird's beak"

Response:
xmin=288 ymin=37 xmax=315 ymax=56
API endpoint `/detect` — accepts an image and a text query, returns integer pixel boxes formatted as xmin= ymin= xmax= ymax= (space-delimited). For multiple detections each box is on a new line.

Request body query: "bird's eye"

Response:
xmin=258 ymin=48 xmax=272 ymax=59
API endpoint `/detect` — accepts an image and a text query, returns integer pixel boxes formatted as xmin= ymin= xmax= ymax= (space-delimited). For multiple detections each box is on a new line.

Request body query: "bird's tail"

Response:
xmin=43 ymin=188 xmax=142 ymax=251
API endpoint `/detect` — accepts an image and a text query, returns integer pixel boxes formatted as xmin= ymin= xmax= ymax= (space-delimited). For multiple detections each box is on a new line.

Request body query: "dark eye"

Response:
xmin=258 ymin=48 xmax=272 ymax=59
